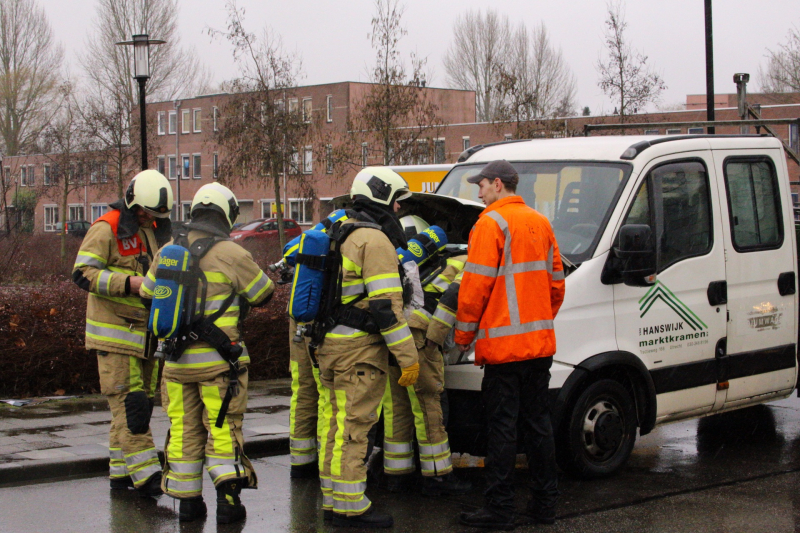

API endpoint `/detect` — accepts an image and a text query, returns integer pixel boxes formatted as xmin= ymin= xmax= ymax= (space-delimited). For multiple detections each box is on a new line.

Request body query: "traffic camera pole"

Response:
xmin=138 ymin=77 xmax=148 ymax=170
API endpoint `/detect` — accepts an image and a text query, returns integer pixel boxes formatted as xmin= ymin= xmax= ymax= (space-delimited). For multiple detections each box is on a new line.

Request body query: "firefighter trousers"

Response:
xmin=97 ymin=351 xmax=161 ymax=488
xmin=318 ymin=343 xmax=388 ymax=517
xmin=289 ymin=320 xmax=324 ymax=467
xmin=382 ymin=328 xmax=452 ymax=477
xmin=160 ymin=368 xmax=257 ymax=499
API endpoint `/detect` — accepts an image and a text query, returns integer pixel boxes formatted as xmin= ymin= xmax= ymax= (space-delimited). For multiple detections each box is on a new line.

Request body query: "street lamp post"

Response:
xmin=116 ymin=34 xmax=165 ymax=171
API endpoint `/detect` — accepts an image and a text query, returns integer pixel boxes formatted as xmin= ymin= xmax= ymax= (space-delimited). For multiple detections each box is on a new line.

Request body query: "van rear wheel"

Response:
xmin=557 ymin=379 xmax=637 ymax=479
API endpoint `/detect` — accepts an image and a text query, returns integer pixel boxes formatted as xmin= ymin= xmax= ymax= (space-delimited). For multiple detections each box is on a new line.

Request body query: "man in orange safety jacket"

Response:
xmin=454 ymin=160 xmax=565 ymax=530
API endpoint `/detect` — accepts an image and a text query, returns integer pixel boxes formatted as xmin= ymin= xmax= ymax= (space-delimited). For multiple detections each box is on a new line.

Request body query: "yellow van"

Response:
xmin=390 ymin=164 xmax=453 ymax=194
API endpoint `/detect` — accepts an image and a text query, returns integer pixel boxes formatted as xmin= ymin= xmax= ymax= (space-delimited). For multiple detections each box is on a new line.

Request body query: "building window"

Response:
xmin=274 ymin=99 xmax=285 ymax=114
xmin=168 ymin=155 xmax=177 ymax=179
xmin=27 ymin=165 xmax=34 ymax=186
xmin=302 ymin=98 xmax=312 ymax=123
xmin=193 ymin=154 xmax=201 ymax=178
xmin=100 ymin=163 xmax=108 ymax=183
xmin=182 ymin=109 xmax=190 ymax=134
xmin=666 ymin=128 xmax=681 ymax=135
xmin=288 ymin=98 xmax=298 ymax=114
xmin=504 ymin=134 xmax=513 ymax=141
xmin=69 ymin=205 xmax=84 ymax=221
xmin=20 ymin=166 xmax=27 ymax=186
xmin=644 ymin=129 xmax=659 ymax=135
xmin=326 ymin=144 xmax=333 ymax=174
xmin=213 ymin=153 xmax=219 ymax=179
xmin=168 ymin=111 xmax=177 ymax=134
xmin=182 ymin=155 xmax=190 ymax=179
xmin=181 ymin=201 xmax=191 ymax=222
xmin=326 ymin=95 xmax=333 ymax=122
xmin=43 ymin=164 xmax=51 ymax=186
xmin=289 ymin=148 xmax=299 ymax=174
xmin=417 ymin=139 xmax=429 ymax=165
xmin=213 ymin=106 xmax=219 ymax=132
xmin=158 ymin=156 xmax=165 ymax=176
xmin=361 ymin=143 xmax=368 ymax=167
xmin=91 ymin=204 xmax=108 ymax=222
xmin=158 ymin=111 xmax=165 ymax=135
xmin=434 ymin=139 xmax=446 ymax=164
xmin=462 ymin=137 xmax=470 ymax=151
xmin=289 ymin=199 xmax=312 ymax=223
xmin=44 ymin=205 xmax=59 ymax=232
xmin=90 ymin=164 xmax=98 ymax=183
xmin=303 ymin=146 xmax=313 ymax=174
xmin=791 ymin=123 xmax=799 ymax=153
xmin=193 ymin=108 xmax=201 ymax=132
xmin=688 ymin=127 xmax=704 ymax=134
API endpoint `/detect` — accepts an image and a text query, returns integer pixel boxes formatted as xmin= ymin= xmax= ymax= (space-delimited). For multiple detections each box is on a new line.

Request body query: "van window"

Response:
xmin=623 ymin=160 xmax=712 ymax=271
xmin=437 ymin=161 xmax=632 ymax=263
xmin=723 ymin=158 xmax=782 ymax=251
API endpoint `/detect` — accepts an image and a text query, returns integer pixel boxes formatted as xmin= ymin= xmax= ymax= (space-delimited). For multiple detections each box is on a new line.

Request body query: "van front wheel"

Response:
xmin=557 ymin=379 xmax=637 ymax=479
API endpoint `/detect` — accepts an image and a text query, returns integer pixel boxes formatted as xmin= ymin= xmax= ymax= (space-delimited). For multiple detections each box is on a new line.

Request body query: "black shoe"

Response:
xmin=137 ymin=472 xmax=163 ymax=498
xmin=459 ymin=508 xmax=515 ymax=531
xmin=290 ymin=461 xmax=319 ymax=479
xmin=421 ymin=473 xmax=472 ymax=496
xmin=323 ymin=509 xmax=333 ymax=521
xmin=385 ymin=473 xmax=414 ymax=493
xmin=216 ymin=480 xmax=247 ymax=524
xmin=110 ymin=476 xmax=133 ymax=490
xmin=179 ymin=497 xmax=207 ymax=522
xmin=332 ymin=507 xmax=393 ymax=528
xmin=525 ymin=502 xmax=556 ymax=525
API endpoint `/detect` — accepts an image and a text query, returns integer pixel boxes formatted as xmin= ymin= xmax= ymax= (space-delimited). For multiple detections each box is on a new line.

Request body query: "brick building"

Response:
xmin=3 ymin=82 xmax=800 ymax=233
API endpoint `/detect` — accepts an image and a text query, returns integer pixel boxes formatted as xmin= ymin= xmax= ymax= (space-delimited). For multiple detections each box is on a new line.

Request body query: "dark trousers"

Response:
xmin=481 ymin=357 xmax=558 ymax=519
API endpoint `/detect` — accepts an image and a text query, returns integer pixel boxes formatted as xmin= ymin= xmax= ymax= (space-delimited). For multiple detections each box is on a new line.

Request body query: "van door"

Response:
xmin=612 ymin=155 xmax=727 ymax=420
xmin=713 ymin=151 xmax=797 ymax=408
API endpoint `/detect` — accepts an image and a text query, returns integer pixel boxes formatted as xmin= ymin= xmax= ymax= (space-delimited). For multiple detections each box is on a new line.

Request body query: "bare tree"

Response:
xmin=0 ymin=0 xmax=63 ymax=156
xmin=759 ymin=26 xmax=800 ymax=93
xmin=494 ymin=22 xmax=577 ymax=136
xmin=38 ymin=82 xmax=95 ymax=262
xmin=596 ymin=1 xmax=666 ymax=121
xmin=209 ymin=1 xmax=311 ymax=248
xmin=334 ymin=0 xmax=442 ymax=170
xmin=443 ymin=9 xmax=511 ymax=122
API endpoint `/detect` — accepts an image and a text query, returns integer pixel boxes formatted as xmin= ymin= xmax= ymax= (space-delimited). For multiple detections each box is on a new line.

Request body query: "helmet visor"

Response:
xmin=142 ymin=205 xmax=172 ymax=218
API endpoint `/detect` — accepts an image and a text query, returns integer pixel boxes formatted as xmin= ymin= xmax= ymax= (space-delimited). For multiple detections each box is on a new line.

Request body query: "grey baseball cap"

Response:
xmin=466 ymin=160 xmax=519 ymax=187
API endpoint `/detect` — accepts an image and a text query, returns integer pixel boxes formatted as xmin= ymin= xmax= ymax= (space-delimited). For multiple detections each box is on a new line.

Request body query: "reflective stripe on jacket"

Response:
xmin=74 ymin=210 xmax=157 ymax=357
xmin=408 ymin=254 xmax=467 ymax=332
xmin=454 ymin=195 xmax=565 ymax=365
xmin=141 ymin=230 xmax=274 ymax=374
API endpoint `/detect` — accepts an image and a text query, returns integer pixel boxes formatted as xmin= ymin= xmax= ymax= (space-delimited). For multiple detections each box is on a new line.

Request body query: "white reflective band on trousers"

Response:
xmin=463 ymin=210 xmax=559 ymax=341
xmin=332 ymin=479 xmax=371 ymax=514
xmin=419 ymin=439 xmax=452 ymax=475
xmin=206 ymin=455 xmax=245 ymax=483
xmin=125 ymin=447 xmax=161 ymax=484
xmin=169 ymin=460 xmax=204 ymax=474
xmin=320 ymin=476 xmax=334 ymax=509
xmin=383 ymin=441 xmax=415 ymax=472
xmin=290 ymin=437 xmax=318 ymax=465
xmin=109 ymin=447 xmax=128 ymax=478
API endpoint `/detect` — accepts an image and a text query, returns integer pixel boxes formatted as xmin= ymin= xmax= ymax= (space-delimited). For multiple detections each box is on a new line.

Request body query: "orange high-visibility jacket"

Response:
xmin=454 ymin=195 xmax=565 ymax=365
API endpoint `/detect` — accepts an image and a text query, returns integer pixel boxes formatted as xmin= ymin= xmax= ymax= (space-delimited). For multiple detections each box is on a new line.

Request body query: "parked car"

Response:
xmin=230 ymin=218 xmax=302 ymax=243
xmin=384 ymin=134 xmax=800 ymax=480
xmin=59 ymin=220 xmax=91 ymax=238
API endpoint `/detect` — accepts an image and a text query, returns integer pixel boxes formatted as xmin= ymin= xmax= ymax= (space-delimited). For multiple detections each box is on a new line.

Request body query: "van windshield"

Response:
xmin=436 ymin=161 xmax=632 ymax=263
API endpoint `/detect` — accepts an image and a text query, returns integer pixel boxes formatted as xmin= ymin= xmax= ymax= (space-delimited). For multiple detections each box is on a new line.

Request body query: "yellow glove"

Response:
xmin=398 ymin=363 xmax=420 ymax=387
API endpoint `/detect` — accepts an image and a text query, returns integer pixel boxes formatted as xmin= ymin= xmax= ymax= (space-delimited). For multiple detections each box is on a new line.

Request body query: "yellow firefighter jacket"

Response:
xmin=140 ymin=230 xmax=274 ymax=379
xmin=407 ymin=254 xmax=467 ymax=332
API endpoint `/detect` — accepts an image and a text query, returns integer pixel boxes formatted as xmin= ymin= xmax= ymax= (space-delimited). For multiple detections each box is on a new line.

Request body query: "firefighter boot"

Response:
xmin=385 ymin=473 xmax=415 ymax=493
xmin=290 ymin=461 xmax=319 ymax=479
xmin=421 ymin=472 xmax=472 ymax=496
xmin=216 ymin=480 xmax=247 ymax=524
xmin=137 ymin=471 xmax=163 ymax=498
xmin=110 ymin=476 xmax=133 ymax=490
xmin=332 ymin=507 xmax=394 ymax=529
xmin=179 ymin=497 xmax=207 ymax=522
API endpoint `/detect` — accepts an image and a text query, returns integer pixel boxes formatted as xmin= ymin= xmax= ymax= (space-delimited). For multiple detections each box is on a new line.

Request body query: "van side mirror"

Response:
xmin=615 ymin=224 xmax=656 ymax=287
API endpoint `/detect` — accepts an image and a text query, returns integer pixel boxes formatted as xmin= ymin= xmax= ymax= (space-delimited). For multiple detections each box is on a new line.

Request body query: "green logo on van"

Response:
xmin=638 ymin=281 xmax=707 ymax=332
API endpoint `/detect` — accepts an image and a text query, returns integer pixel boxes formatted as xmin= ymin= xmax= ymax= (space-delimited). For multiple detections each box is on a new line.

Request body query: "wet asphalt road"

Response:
xmin=4 ymin=395 xmax=800 ymax=533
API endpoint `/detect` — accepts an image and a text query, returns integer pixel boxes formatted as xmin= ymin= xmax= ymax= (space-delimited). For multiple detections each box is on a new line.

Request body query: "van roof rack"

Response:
xmin=620 ymin=134 xmax=764 ymax=160
xmin=585 ymin=118 xmax=800 ymax=163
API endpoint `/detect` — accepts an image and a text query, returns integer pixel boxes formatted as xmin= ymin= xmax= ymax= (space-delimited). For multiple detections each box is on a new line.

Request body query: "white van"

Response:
xmin=414 ymin=135 xmax=798 ymax=479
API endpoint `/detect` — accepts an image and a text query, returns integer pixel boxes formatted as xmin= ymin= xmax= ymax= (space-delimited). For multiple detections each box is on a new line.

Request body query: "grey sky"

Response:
xmin=42 ymin=0 xmax=800 ymax=115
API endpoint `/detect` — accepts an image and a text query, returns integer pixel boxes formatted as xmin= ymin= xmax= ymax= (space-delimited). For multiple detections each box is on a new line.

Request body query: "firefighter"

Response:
xmin=381 ymin=216 xmax=471 ymax=496
xmin=72 ymin=169 xmax=173 ymax=497
xmin=316 ymin=167 xmax=419 ymax=528
xmin=140 ymin=183 xmax=274 ymax=524
xmin=455 ymin=160 xmax=565 ymax=530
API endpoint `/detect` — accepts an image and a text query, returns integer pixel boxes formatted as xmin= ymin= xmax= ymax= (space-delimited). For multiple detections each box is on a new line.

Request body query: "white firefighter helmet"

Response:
xmin=124 ymin=170 xmax=174 ymax=218
xmin=399 ymin=215 xmax=429 ymax=239
xmin=190 ymin=183 xmax=240 ymax=228
xmin=350 ymin=167 xmax=411 ymax=206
